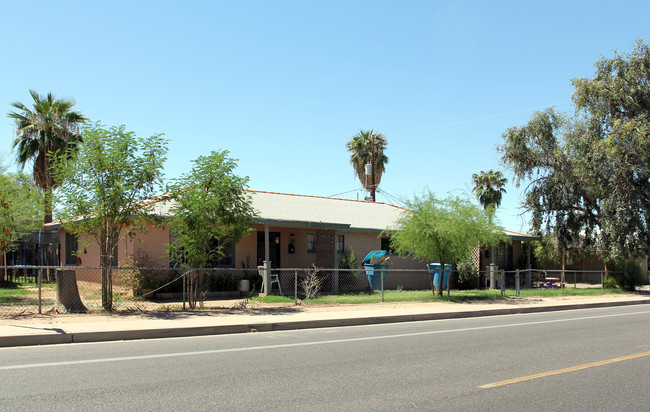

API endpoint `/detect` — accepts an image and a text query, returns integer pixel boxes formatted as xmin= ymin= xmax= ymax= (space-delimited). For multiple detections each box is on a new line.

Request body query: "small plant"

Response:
xmin=338 ymin=247 xmax=359 ymax=290
xmin=232 ymin=297 xmax=249 ymax=309
xmin=339 ymin=247 xmax=358 ymax=269
xmin=199 ymin=289 xmax=209 ymax=308
xmin=603 ymin=276 xmax=618 ymax=289
xmin=301 ymin=265 xmax=323 ymax=301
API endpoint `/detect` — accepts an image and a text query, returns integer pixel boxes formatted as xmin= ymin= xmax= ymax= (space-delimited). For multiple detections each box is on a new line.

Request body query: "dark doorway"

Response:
xmin=257 ymin=231 xmax=281 ymax=267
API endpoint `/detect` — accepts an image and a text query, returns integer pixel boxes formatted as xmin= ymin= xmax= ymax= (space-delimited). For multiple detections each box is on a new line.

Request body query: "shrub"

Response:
xmin=456 ymin=259 xmax=478 ymax=290
xmin=339 ymin=247 xmax=358 ymax=269
xmin=117 ymin=250 xmax=169 ymax=296
xmin=603 ymin=276 xmax=618 ymax=289
xmin=607 ymin=260 xmax=647 ymax=291
xmin=624 ymin=260 xmax=648 ymax=286
xmin=301 ymin=265 xmax=323 ymax=301
xmin=212 ymin=272 xmax=240 ymax=291
xmin=338 ymin=247 xmax=359 ymax=291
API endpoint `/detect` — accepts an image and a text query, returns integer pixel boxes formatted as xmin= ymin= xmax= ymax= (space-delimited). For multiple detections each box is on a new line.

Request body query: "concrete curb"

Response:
xmin=2 ymin=299 xmax=649 ymax=348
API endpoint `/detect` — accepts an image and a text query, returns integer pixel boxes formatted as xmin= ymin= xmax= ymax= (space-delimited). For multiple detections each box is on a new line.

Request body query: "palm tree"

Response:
xmin=346 ymin=130 xmax=388 ymax=201
xmin=8 ymin=90 xmax=88 ymax=224
xmin=472 ymin=169 xmax=508 ymax=210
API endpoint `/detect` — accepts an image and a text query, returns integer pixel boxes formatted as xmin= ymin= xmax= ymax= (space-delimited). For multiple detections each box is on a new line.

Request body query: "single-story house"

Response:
xmin=50 ymin=190 xmax=539 ymax=290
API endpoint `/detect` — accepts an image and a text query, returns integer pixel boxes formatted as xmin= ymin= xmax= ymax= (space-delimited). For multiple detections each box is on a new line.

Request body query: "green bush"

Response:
xmin=609 ymin=260 xmax=647 ymax=291
xmin=624 ymin=261 xmax=648 ymax=286
xmin=456 ymin=259 xmax=478 ymax=290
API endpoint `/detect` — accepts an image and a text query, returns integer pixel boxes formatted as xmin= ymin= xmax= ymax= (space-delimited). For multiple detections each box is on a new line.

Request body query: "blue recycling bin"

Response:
xmin=363 ymin=250 xmax=389 ymax=291
xmin=427 ymin=263 xmax=452 ymax=290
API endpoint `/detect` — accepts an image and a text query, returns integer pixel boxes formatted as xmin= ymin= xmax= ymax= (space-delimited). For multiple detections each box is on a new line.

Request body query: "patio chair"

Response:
xmin=257 ymin=266 xmax=282 ymax=294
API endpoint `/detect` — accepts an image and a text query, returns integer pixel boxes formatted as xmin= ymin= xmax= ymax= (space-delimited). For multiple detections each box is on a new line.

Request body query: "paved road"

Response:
xmin=1 ymin=305 xmax=649 ymax=411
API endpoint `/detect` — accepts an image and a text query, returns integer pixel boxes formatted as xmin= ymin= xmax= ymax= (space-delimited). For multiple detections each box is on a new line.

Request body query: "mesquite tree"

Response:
xmin=166 ymin=151 xmax=257 ymax=309
xmin=388 ymin=191 xmax=507 ymax=296
xmin=53 ymin=122 xmax=168 ymax=310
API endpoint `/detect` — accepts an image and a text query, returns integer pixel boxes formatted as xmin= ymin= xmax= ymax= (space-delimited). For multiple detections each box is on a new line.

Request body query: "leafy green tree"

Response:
xmin=572 ymin=40 xmax=650 ymax=267
xmin=8 ymin=90 xmax=88 ymax=224
xmin=0 ymin=170 xmax=43 ymax=235
xmin=0 ymin=169 xmax=44 ymax=280
xmin=166 ymin=151 xmax=257 ymax=309
xmin=531 ymin=235 xmax=560 ymax=270
xmin=346 ymin=130 xmax=388 ymax=201
xmin=388 ymin=191 xmax=507 ymax=296
xmin=52 ymin=122 xmax=168 ymax=310
xmin=500 ymin=41 xmax=650 ymax=275
xmin=472 ymin=169 xmax=508 ymax=210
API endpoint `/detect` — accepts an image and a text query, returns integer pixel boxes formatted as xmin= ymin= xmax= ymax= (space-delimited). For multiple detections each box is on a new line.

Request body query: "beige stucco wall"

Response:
xmin=237 ymin=225 xmax=404 ymax=270
xmin=60 ymin=222 xmax=541 ymax=291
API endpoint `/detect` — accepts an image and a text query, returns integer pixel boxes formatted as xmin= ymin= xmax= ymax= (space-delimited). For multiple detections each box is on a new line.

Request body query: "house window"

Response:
xmin=65 ymin=232 xmax=78 ymax=265
xmin=307 ymin=233 xmax=317 ymax=253
xmin=206 ymin=239 xmax=235 ymax=267
xmin=336 ymin=235 xmax=345 ymax=253
xmin=168 ymin=231 xmax=235 ymax=268
xmin=381 ymin=237 xmax=397 ymax=255
xmin=494 ymin=242 xmax=513 ymax=270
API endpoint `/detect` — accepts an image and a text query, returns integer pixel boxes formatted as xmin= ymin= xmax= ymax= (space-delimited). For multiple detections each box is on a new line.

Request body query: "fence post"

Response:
xmin=380 ymin=267 xmax=384 ymax=302
xmin=601 ymin=271 xmax=604 ymax=290
xmin=500 ymin=270 xmax=505 ymax=297
xmin=574 ymin=271 xmax=577 ymax=288
xmin=182 ymin=271 xmax=186 ymax=310
xmin=263 ymin=260 xmax=271 ymax=296
xmin=38 ymin=267 xmax=42 ymax=315
xmin=489 ymin=264 xmax=497 ymax=289
xmin=515 ymin=269 xmax=520 ymax=297
xmin=294 ymin=270 xmax=298 ymax=305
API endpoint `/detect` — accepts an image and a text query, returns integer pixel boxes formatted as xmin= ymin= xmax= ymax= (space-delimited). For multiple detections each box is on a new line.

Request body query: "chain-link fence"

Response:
xmin=0 ymin=265 xmax=636 ymax=316
xmin=487 ymin=268 xmax=633 ymax=297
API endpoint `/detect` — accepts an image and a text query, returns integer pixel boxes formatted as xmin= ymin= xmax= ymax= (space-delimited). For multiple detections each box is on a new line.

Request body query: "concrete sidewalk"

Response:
xmin=1 ymin=294 xmax=650 ymax=347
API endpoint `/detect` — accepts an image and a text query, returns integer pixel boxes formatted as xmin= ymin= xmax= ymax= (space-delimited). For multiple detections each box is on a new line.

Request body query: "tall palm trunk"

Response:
xmin=43 ymin=187 xmax=53 ymax=225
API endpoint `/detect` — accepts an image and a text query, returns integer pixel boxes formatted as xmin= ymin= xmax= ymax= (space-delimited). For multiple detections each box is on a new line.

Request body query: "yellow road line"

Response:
xmin=479 ymin=350 xmax=650 ymax=389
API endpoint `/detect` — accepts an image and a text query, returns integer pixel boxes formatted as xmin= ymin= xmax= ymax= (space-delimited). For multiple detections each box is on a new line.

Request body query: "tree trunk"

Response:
xmin=187 ymin=270 xmax=196 ymax=309
xmin=623 ymin=259 xmax=635 ymax=291
xmin=560 ymin=251 xmax=566 ymax=290
xmin=56 ymin=269 xmax=88 ymax=313
xmin=100 ymin=226 xmax=115 ymax=311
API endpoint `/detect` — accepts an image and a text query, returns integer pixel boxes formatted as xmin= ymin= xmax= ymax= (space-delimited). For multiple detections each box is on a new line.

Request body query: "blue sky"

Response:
xmin=2 ymin=1 xmax=649 ymax=232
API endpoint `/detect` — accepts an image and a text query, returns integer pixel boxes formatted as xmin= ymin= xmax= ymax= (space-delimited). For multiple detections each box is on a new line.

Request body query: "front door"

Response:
xmin=257 ymin=231 xmax=281 ymax=267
